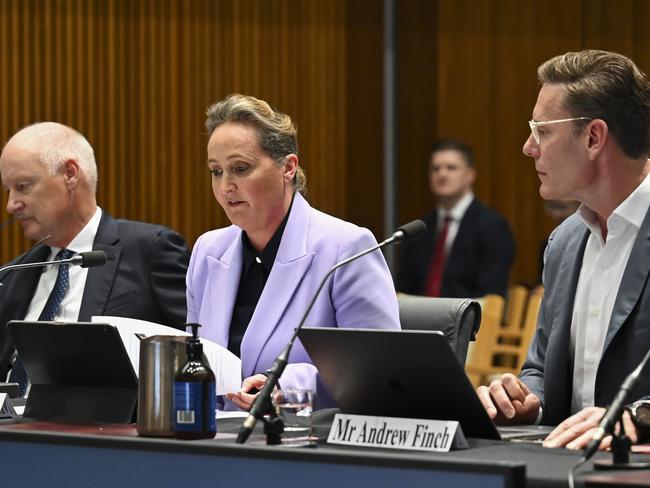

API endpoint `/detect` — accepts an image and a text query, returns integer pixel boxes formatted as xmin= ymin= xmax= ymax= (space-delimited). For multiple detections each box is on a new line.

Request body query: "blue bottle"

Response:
xmin=173 ymin=323 xmax=216 ymax=439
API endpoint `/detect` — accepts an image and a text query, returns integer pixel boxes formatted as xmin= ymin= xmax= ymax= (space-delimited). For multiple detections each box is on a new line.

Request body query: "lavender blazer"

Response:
xmin=186 ymin=193 xmax=400 ymax=402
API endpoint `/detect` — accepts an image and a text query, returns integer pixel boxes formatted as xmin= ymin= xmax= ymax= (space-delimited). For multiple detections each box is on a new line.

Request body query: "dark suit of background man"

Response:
xmin=478 ymin=50 xmax=650 ymax=450
xmin=0 ymin=122 xmax=189 ymax=384
xmin=397 ymin=139 xmax=515 ymax=298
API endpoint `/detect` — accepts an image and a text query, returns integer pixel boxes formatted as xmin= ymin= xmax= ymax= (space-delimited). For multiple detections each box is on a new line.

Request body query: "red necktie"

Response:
xmin=425 ymin=216 xmax=451 ymax=297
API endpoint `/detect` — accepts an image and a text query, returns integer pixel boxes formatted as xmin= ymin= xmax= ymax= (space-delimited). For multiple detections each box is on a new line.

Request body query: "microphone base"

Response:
xmin=262 ymin=413 xmax=285 ymax=445
xmin=593 ymin=459 xmax=650 ymax=470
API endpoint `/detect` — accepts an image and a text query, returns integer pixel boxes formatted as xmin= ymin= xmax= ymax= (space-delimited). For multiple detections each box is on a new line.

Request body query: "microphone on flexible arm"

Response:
xmin=235 ymin=219 xmax=427 ymax=444
xmin=581 ymin=346 xmax=650 ymax=461
xmin=0 ymin=250 xmax=108 ymax=284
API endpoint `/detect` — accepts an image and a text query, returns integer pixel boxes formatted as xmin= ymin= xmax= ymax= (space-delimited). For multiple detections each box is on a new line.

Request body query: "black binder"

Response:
xmin=8 ymin=321 xmax=138 ymax=423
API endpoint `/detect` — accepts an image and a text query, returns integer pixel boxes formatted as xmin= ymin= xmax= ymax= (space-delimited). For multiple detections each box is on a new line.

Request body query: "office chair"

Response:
xmin=398 ymin=296 xmax=480 ymax=365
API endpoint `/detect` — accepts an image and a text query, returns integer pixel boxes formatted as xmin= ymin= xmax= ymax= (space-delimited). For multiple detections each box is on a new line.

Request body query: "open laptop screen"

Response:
xmin=298 ymin=327 xmax=500 ymax=440
xmin=8 ymin=321 xmax=138 ymax=423
xmin=9 ymin=321 xmax=137 ymax=388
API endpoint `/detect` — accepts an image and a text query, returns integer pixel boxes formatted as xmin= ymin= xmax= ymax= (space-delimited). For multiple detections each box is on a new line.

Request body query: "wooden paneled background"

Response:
xmin=395 ymin=0 xmax=650 ymax=286
xmin=1 ymin=0 xmax=649 ymax=286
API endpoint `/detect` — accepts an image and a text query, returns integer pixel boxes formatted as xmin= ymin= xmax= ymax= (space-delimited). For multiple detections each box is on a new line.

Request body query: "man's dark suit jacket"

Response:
xmin=397 ymin=199 xmax=515 ymax=298
xmin=0 ymin=212 xmax=190 ymax=379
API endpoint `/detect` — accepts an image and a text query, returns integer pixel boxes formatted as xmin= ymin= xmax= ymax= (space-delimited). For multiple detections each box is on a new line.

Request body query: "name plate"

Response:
xmin=327 ymin=414 xmax=468 ymax=452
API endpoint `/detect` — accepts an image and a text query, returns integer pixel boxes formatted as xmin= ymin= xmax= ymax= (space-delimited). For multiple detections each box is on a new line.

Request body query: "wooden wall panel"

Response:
xmin=394 ymin=0 xmax=437 ymax=225
xmin=345 ymin=0 xmax=383 ymax=234
xmin=397 ymin=0 xmax=650 ymax=285
xmin=2 ymin=0 xmax=650 ymax=288
xmin=0 ymin=0 xmax=349 ymax=265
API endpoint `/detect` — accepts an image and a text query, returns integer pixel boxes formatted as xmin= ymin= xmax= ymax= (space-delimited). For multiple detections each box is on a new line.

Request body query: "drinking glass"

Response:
xmin=272 ymin=388 xmax=314 ymax=444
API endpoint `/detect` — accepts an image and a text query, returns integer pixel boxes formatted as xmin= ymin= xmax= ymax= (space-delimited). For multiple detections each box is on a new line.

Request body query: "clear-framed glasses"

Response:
xmin=528 ymin=117 xmax=591 ymax=144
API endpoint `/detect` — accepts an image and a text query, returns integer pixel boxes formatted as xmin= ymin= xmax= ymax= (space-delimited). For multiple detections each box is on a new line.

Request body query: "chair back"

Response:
xmin=503 ymin=284 xmax=528 ymax=332
xmin=464 ymin=294 xmax=505 ymax=386
xmin=464 ymin=288 xmax=544 ymax=387
xmin=515 ymin=291 xmax=543 ymax=370
xmin=398 ymin=296 xmax=481 ymax=365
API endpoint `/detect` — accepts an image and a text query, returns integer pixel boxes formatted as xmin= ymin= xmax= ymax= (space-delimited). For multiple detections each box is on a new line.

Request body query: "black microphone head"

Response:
xmin=79 ymin=251 xmax=108 ymax=268
xmin=393 ymin=219 xmax=427 ymax=243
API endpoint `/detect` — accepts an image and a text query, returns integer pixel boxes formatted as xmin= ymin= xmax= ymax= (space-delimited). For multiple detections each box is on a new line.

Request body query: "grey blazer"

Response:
xmin=521 ymin=211 xmax=650 ymax=425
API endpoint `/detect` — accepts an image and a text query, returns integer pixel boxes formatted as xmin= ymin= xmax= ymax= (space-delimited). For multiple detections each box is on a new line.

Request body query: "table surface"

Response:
xmin=0 ymin=416 xmax=649 ymax=488
xmin=584 ymin=470 xmax=650 ymax=487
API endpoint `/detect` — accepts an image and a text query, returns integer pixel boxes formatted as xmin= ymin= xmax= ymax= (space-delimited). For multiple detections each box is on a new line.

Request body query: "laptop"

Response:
xmin=8 ymin=321 xmax=138 ymax=423
xmin=299 ymin=327 xmax=553 ymax=441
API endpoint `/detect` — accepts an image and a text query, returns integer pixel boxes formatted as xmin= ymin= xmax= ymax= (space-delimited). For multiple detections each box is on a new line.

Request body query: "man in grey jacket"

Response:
xmin=477 ymin=50 xmax=650 ymax=450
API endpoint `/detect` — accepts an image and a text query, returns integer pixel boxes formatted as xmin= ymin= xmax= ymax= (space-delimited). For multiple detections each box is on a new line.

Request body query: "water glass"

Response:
xmin=272 ymin=388 xmax=314 ymax=444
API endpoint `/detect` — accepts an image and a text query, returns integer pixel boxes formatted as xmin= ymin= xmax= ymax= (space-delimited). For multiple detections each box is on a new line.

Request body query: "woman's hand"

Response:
xmin=225 ymin=373 xmax=268 ymax=411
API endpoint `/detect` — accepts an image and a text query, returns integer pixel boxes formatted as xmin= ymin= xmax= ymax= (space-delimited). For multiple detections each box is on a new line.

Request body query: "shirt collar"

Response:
xmin=578 ymin=173 xmax=650 ymax=241
xmin=241 ymin=195 xmax=294 ymax=277
xmin=577 ymin=204 xmax=601 ymax=234
xmin=613 ymin=173 xmax=650 ymax=228
xmin=49 ymin=206 xmax=103 ymax=258
xmin=438 ymin=192 xmax=474 ymax=222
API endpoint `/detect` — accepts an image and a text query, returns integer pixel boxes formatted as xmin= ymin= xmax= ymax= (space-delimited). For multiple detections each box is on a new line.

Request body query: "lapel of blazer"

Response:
xmin=0 ymin=243 xmax=50 ymax=376
xmin=447 ymin=199 xmax=478 ymax=260
xmin=240 ymin=193 xmax=315 ymax=377
xmin=78 ymin=212 xmax=122 ymax=321
xmin=543 ymin=223 xmax=589 ymax=424
xmin=202 ymin=234 xmax=243 ymax=348
xmin=454 ymin=199 xmax=479 ymax=239
xmin=0 ymin=244 xmax=50 ymax=321
xmin=602 ymin=207 xmax=650 ymax=353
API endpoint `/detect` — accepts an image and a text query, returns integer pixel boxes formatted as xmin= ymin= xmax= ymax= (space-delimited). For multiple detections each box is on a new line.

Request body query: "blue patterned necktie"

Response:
xmin=9 ymin=248 xmax=74 ymax=396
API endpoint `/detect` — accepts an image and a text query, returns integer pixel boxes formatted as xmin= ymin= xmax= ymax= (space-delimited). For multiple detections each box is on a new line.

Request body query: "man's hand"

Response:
xmin=476 ymin=373 xmax=541 ymax=425
xmin=542 ymin=406 xmax=638 ymax=450
xmin=225 ymin=373 xmax=268 ymax=411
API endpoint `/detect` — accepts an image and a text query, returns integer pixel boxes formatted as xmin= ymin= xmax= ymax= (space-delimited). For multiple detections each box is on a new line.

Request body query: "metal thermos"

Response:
xmin=136 ymin=335 xmax=188 ymax=437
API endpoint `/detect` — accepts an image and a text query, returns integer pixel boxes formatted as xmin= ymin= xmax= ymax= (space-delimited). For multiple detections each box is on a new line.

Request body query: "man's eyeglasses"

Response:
xmin=528 ymin=117 xmax=591 ymax=144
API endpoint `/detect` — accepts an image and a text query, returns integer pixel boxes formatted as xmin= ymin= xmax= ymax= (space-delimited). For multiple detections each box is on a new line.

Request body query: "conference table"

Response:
xmin=1 ymin=413 xmax=649 ymax=487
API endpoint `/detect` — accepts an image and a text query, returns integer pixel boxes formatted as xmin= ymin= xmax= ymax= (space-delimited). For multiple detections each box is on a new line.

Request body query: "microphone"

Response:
xmin=236 ymin=219 xmax=427 ymax=444
xmin=0 ymin=250 xmax=108 ymax=278
xmin=392 ymin=219 xmax=427 ymax=243
xmin=68 ymin=251 xmax=108 ymax=268
xmin=582 ymin=346 xmax=650 ymax=461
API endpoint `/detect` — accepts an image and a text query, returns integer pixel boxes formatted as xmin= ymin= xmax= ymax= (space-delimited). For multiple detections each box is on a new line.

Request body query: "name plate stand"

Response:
xmin=0 ymin=393 xmax=17 ymax=418
xmin=327 ymin=414 xmax=469 ymax=452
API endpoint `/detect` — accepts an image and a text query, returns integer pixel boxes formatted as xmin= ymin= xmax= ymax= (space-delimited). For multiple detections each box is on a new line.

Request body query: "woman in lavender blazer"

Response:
xmin=186 ymin=94 xmax=400 ymax=410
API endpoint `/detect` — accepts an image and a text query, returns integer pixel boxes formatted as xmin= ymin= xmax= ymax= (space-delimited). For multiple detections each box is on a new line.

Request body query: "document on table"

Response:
xmin=91 ymin=316 xmax=242 ymax=394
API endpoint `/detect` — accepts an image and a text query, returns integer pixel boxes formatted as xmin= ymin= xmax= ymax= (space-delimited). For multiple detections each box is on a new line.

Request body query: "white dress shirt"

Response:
xmin=570 ymin=175 xmax=650 ymax=413
xmin=24 ymin=207 xmax=103 ymax=322
xmin=437 ymin=192 xmax=474 ymax=254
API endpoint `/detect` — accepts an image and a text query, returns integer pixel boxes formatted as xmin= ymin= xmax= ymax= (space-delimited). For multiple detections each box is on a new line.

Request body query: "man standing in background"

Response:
xmin=397 ymin=138 xmax=515 ymax=298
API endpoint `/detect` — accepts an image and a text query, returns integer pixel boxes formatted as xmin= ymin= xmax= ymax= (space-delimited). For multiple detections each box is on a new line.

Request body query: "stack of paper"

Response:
xmin=91 ymin=316 xmax=242 ymax=394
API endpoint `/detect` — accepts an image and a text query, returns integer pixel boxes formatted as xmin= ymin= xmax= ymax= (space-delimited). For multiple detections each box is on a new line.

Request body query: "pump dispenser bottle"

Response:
xmin=173 ymin=323 xmax=217 ymax=439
